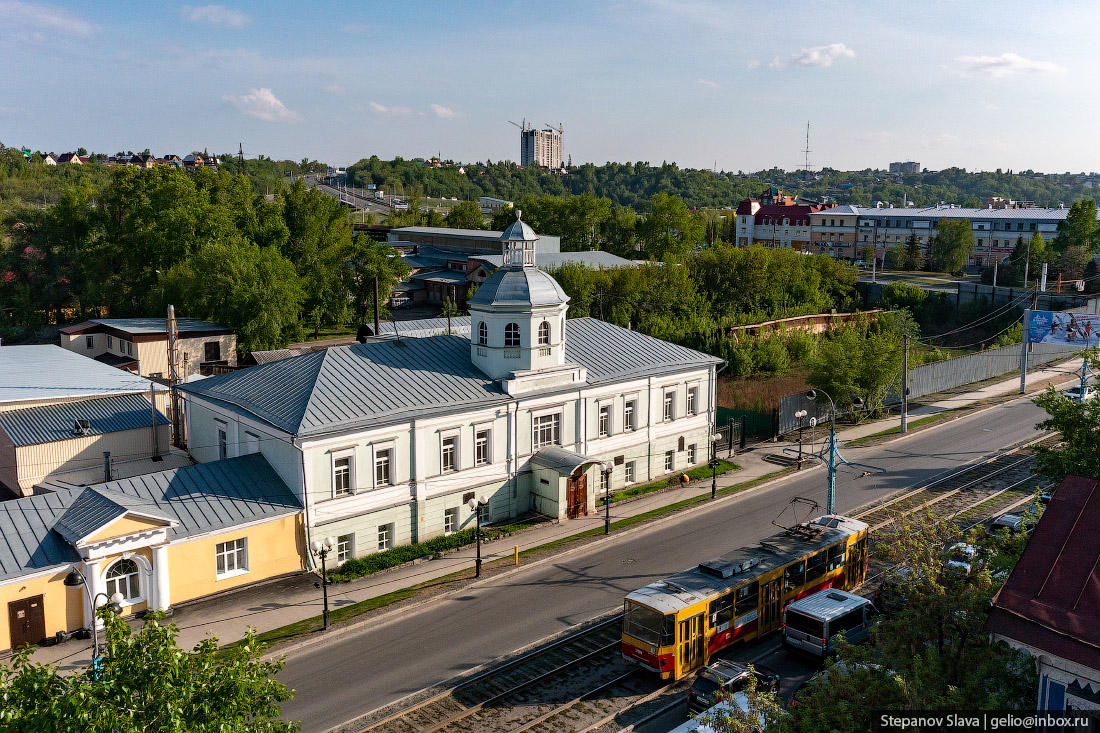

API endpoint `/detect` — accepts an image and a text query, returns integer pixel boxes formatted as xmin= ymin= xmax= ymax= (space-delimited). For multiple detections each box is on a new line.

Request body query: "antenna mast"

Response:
xmin=801 ymin=121 xmax=812 ymax=172
xmin=237 ymin=143 xmax=245 ymax=175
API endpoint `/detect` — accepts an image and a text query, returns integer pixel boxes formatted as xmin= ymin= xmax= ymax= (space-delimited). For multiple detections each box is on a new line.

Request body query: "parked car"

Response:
xmin=944 ymin=543 xmax=978 ymax=574
xmin=782 ymin=589 xmax=874 ymax=658
xmin=1064 ymin=384 xmax=1096 ymax=402
xmin=687 ymin=660 xmax=780 ymax=713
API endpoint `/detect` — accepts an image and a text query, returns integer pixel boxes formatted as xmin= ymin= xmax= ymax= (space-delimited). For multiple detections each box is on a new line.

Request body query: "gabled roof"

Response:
xmin=0 ymin=346 xmax=162 ymax=405
xmin=181 ymin=319 xmax=721 ymax=437
xmin=0 ymin=393 xmax=168 ymax=447
xmin=0 ymin=455 xmax=299 ymax=582
xmin=988 ymin=475 xmax=1100 ymax=670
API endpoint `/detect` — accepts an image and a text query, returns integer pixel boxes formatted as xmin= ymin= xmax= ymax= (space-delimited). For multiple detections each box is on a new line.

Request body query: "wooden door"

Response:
xmin=758 ymin=578 xmax=783 ymax=633
xmin=8 ymin=595 xmax=45 ymax=648
xmin=566 ymin=473 xmax=588 ymax=519
xmin=678 ymin=613 xmax=705 ymax=676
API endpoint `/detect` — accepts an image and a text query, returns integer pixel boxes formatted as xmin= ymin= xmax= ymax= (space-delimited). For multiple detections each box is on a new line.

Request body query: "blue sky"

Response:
xmin=1 ymin=1 xmax=1095 ymax=172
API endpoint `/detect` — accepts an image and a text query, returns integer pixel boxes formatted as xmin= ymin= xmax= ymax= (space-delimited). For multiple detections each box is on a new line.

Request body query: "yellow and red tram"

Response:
xmin=622 ymin=514 xmax=868 ymax=681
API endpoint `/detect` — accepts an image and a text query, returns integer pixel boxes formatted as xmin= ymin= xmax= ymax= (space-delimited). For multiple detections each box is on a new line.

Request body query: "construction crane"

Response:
xmin=508 ymin=119 xmax=530 ymax=131
xmin=544 ymin=122 xmax=563 ymax=135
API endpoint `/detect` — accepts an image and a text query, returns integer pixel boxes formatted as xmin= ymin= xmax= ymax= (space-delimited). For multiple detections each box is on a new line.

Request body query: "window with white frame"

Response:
xmin=105 ymin=558 xmax=141 ymax=600
xmin=478 ymin=501 xmax=492 ymax=524
xmin=336 ymin=534 xmax=354 ymax=563
xmin=538 ymin=321 xmax=551 ymax=345
xmin=444 ymin=507 xmax=459 ymax=534
xmin=378 ymin=524 xmax=393 ymax=551
xmin=600 ymin=469 xmax=610 ymax=495
xmin=625 ymin=460 xmax=636 ymax=483
xmin=215 ymin=538 xmax=247 ymax=578
xmin=687 ymin=386 xmax=698 ymax=416
xmin=505 ymin=322 xmax=520 ymax=347
xmin=533 ymin=413 xmax=561 ymax=449
xmin=126 ymin=341 xmax=133 ymax=356
xmin=688 ymin=444 xmax=697 ymax=464
xmin=441 ymin=435 xmax=457 ymax=472
xmin=244 ymin=432 xmax=259 ymax=455
xmin=663 ymin=390 xmax=675 ymax=421
xmin=598 ymin=404 xmax=611 ymax=437
xmin=624 ymin=400 xmax=636 ymax=431
xmin=475 ymin=428 xmax=490 ymax=466
xmin=216 ymin=421 xmax=228 ymax=460
xmin=665 ymin=450 xmax=674 ymax=472
xmin=332 ymin=451 xmax=354 ymax=497
xmin=374 ymin=447 xmax=391 ymax=486
xmin=478 ymin=322 xmax=488 ymax=345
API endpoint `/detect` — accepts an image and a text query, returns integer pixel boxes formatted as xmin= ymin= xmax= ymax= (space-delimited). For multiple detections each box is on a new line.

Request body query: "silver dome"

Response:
xmin=500 ymin=210 xmax=539 ymax=242
xmin=468 ymin=267 xmax=569 ymax=308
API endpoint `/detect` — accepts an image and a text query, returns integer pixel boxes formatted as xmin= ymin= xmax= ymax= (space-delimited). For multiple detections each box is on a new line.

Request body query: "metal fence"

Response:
xmin=777 ymin=393 xmax=839 ymax=437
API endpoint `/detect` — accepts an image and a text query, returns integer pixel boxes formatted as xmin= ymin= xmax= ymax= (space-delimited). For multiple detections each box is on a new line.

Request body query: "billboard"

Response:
xmin=1027 ymin=310 xmax=1100 ymax=347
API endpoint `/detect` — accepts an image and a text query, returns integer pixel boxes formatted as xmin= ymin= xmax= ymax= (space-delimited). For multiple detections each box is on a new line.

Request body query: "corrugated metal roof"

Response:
xmin=474 ymin=251 xmax=636 ymax=270
xmin=853 ymin=206 xmax=1091 ymax=221
xmin=54 ymin=486 xmax=176 ymax=544
xmin=0 ymin=393 xmax=168 ymax=447
xmin=531 ymin=447 xmax=599 ymax=474
xmin=181 ymin=318 xmax=720 ymax=437
xmin=468 ymin=267 xmax=569 ymax=307
xmin=0 ymin=455 xmax=300 ymax=582
xmin=0 ymin=346 xmax=165 ymax=405
xmin=410 ymin=269 xmax=469 ymax=284
xmin=59 ymin=317 xmax=228 ymax=335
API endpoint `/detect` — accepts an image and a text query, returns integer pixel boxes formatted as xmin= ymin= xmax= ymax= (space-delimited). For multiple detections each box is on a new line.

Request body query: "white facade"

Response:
xmin=520 ymin=128 xmax=563 ymax=169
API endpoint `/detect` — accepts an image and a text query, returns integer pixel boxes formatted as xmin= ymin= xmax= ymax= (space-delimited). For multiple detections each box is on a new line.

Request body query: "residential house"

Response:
xmin=735 ymin=187 xmax=831 ymax=250
xmin=0 ymin=455 xmax=302 ymax=650
xmin=181 ymin=218 xmax=721 ymax=567
xmin=59 ymin=317 xmax=236 ymax=379
xmin=41 ymin=154 xmax=57 ymax=165
xmin=0 ymin=346 xmax=179 ymax=497
xmin=987 ymin=474 xmax=1100 ymax=714
xmin=55 ymin=153 xmax=82 ymax=165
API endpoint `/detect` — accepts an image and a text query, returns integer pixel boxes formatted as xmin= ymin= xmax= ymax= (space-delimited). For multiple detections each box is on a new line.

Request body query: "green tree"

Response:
xmin=928 ymin=219 xmax=972 ymax=273
xmin=1053 ymin=199 xmax=1100 ymax=253
xmin=1033 ymin=365 xmax=1100 ymax=480
xmin=162 ymin=239 xmax=304 ymax=354
xmin=1007 ymin=233 xmax=1049 ymax=285
xmin=443 ymin=200 xmax=486 ymax=229
xmin=1054 ymin=245 xmax=1090 ymax=279
xmin=880 ymin=281 xmax=927 ymax=312
xmin=693 ymin=668 xmax=784 ymax=732
xmin=0 ymin=611 xmax=298 ymax=732
xmin=636 ymin=192 xmax=703 ymax=259
xmin=903 ymin=233 xmax=923 ymax=271
xmin=339 ymin=237 xmax=409 ymax=326
xmin=807 ymin=318 xmax=901 ymax=413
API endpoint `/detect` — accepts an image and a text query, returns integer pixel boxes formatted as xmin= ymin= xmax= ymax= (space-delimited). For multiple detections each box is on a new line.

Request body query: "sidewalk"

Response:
xmin=25 ymin=355 xmax=1086 ymax=670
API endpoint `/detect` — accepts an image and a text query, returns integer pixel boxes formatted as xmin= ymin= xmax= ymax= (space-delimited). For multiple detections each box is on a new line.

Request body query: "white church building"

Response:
xmin=180 ymin=214 xmax=722 ymax=563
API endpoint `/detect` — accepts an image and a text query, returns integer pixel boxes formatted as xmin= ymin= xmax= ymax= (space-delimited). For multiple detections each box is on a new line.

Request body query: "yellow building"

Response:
xmin=59 ymin=317 xmax=236 ymax=379
xmin=0 ymin=454 xmax=303 ymax=650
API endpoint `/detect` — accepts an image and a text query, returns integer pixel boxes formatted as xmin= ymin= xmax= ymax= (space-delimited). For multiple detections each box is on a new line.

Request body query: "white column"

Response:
xmin=84 ymin=558 xmax=105 ymax=631
xmin=152 ymin=544 xmax=171 ymax=612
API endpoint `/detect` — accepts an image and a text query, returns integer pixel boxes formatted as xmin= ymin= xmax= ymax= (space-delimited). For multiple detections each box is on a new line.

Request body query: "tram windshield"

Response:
xmin=624 ymin=601 xmax=674 ymax=646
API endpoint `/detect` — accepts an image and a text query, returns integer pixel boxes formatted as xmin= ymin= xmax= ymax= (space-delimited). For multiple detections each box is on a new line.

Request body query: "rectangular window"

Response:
xmin=806 ymin=550 xmax=827 ymax=583
xmin=215 ymin=538 xmax=247 ymax=577
xmin=336 ymin=534 xmax=354 ymax=564
xmin=106 ymin=335 xmax=112 ymax=349
xmin=600 ymin=469 xmax=610 ymax=495
xmin=533 ymin=413 xmax=561 ymax=449
xmin=204 ymin=341 xmax=221 ymax=362
xmin=687 ymin=387 xmax=698 ymax=416
xmin=127 ymin=341 xmax=133 ymax=356
xmin=598 ymin=404 xmax=611 ymax=437
xmin=624 ymin=400 xmax=636 ymax=431
xmin=378 ymin=524 xmax=393 ymax=551
xmin=478 ymin=501 xmax=492 ymax=525
xmin=735 ymin=581 xmax=758 ymax=614
xmin=441 ymin=435 xmax=457 ymax=472
xmin=244 ymin=432 xmax=259 ymax=455
xmin=664 ymin=450 xmax=674 ymax=473
xmin=688 ymin=444 xmax=697 ymax=464
xmin=784 ymin=561 xmax=806 ymax=592
xmin=827 ymin=543 xmax=847 ymax=572
xmin=333 ymin=455 xmax=353 ymax=496
xmin=216 ymin=422 xmax=227 ymax=461
xmin=444 ymin=507 xmax=459 ymax=534
xmin=374 ymin=448 xmax=391 ymax=486
xmin=663 ymin=390 xmax=674 ymax=421
xmin=85 ymin=335 xmax=94 ymax=349
xmin=475 ymin=429 xmax=490 ymax=466
xmin=625 ymin=461 xmax=636 ymax=483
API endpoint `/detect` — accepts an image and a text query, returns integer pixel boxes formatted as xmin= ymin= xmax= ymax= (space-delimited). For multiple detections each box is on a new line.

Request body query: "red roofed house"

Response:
xmin=734 ymin=187 xmax=830 ymax=251
xmin=987 ymin=474 xmax=1100 ymax=713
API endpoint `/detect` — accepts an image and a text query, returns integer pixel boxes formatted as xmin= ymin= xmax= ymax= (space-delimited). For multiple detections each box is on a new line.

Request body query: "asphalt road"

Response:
xmin=279 ymin=396 xmax=1046 ymax=732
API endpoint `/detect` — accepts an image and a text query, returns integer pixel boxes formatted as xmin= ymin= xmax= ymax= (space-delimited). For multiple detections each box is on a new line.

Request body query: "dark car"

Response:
xmin=687 ymin=660 xmax=780 ymax=713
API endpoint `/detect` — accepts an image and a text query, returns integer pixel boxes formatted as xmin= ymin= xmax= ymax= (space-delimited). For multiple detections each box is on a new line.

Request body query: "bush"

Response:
xmin=727 ymin=340 xmax=755 ymax=377
xmin=785 ymin=329 xmax=817 ymax=362
xmin=753 ymin=334 xmax=790 ymax=373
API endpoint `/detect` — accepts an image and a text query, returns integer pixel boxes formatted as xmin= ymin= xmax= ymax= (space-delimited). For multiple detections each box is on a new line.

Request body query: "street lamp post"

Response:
xmin=709 ymin=432 xmax=723 ymax=499
xmin=309 ymin=536 xmax=336 ymax=630
xmin=795 ymin=409 xmax=808 ymax=469
xmin=63 ymin=569 xmax=123 ymax=665
xmin=469 ymin=496 xmax=489 ymax=577
xmin=805 ymin=389 xmax=862 ymax=515
xmin=600 ymin=462 xmax=613 ymax=534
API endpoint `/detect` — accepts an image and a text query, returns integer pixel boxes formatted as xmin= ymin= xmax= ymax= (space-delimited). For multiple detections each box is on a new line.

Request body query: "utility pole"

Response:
xmin=1020 ymin=309 xmax=1030 ymax=394
xmin=993 ymin=260 xmax=999 ymax=288
xmin=901 ymin=335 xmax=909 ymax=433
xmin=373 ymin=276 xmax=381 ymax=336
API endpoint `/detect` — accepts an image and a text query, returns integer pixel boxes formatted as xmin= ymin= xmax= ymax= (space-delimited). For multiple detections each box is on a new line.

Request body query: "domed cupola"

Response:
xmin=469 ymin=211 xmax=577 ymax=387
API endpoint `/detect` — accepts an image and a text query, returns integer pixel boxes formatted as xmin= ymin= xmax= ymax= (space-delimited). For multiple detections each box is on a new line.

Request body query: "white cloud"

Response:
xmin=697 ymin=78 xmax=719 ymax=88
xmin=183 ymin=5 xmax=249 ymax=28
xmin=983 ymin=102 xmax=1000 ymax=111
xmin=431 ymin=103 xmax=454 ymax=118
xmin=369 ymin=101 xmax=389 ymax=113
xmin=222 ymin=88 xmax=299 ymax=123
xmin=0 ymin=1 xmax=98 ymax=38
xmin=746 ymin=59 xmax=760 ymax=69
xmin=792 ymin=43 xmax=855 ymax=67
xmin=954 ymin=52 xmax=1067 ymax=78
xmin=323 ymin=83 xmax=346 ymax=96
xmin=369 ymin=101 xmax=412 ymax=116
